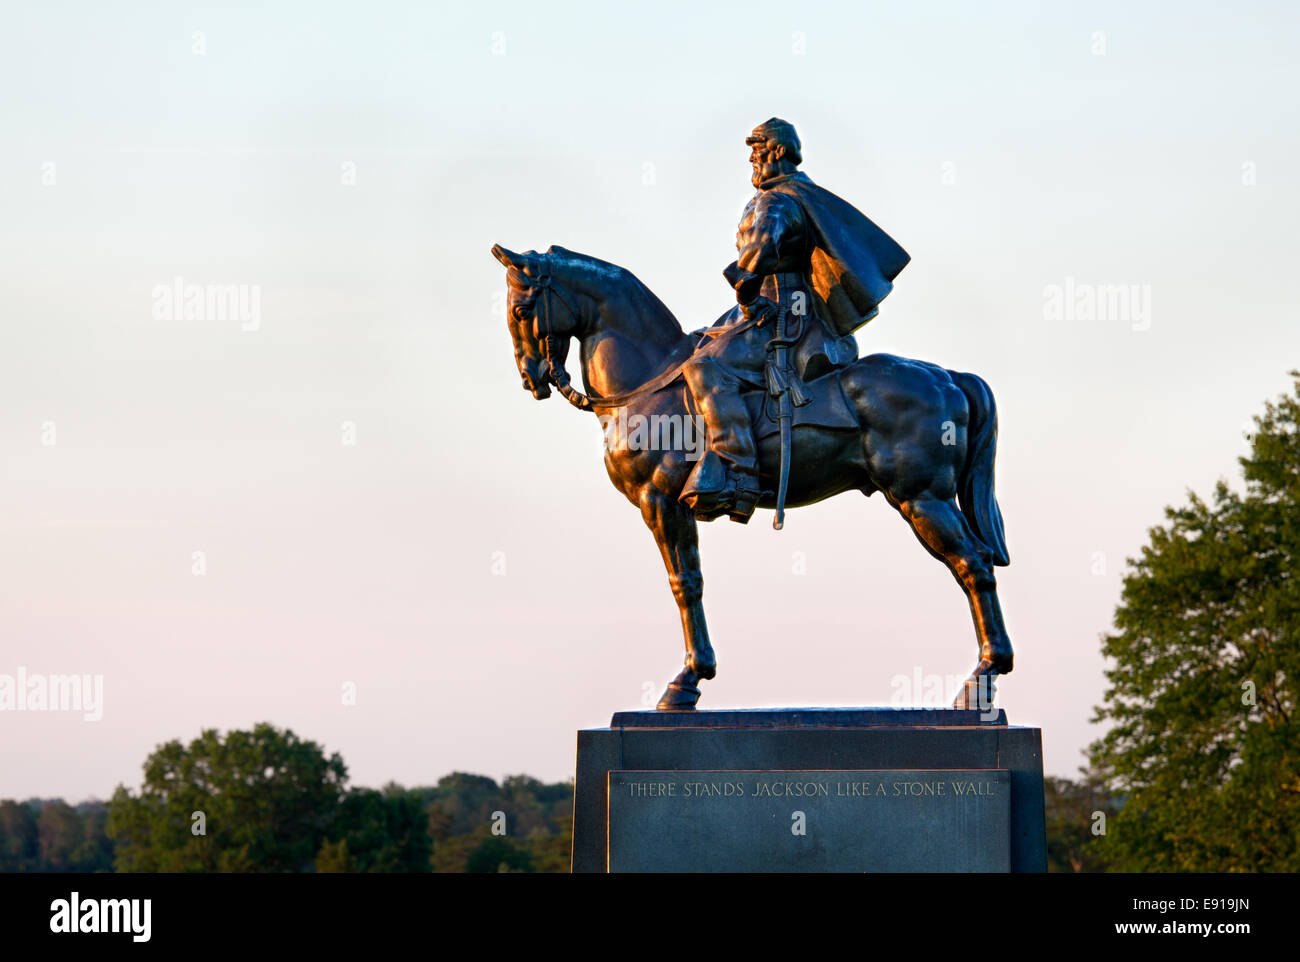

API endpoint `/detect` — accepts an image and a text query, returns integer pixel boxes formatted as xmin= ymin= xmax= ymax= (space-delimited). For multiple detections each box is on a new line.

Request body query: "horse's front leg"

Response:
xmin=638 ymin=486 xmax=714 ymax=710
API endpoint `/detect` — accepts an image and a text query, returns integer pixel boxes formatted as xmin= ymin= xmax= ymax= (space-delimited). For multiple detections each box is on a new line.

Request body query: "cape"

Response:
xmin=762 ymin=171 xmax=910 ymax=336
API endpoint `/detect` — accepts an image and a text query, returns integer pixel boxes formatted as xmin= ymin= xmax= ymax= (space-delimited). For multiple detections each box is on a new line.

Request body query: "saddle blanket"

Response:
xmin=742 ymin=369 xmax=859 ymax=441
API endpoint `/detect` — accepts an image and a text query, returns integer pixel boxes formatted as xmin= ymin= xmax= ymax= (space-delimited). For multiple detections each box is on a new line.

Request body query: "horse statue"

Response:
xmin=491 ymin=243 xmax=1013 ymax=712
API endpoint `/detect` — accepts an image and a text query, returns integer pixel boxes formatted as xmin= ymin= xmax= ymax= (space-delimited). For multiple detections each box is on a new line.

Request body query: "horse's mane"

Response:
xmin=546 ymin=245 xmax=685 ymax=344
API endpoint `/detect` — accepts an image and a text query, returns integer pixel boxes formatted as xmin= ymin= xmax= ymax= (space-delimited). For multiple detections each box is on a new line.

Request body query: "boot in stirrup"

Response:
xmin=682 ymin=452 xmax=761 ymax=523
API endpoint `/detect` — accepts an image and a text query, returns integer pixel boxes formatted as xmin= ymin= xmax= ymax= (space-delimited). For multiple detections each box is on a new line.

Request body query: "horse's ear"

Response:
xmin=491 ymin=244 xmax=522 ymax=269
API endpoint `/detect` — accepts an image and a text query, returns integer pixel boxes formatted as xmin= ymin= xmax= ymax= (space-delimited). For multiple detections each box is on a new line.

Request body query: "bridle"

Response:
xmin=528 ymin=255 xmax=595 ymax=412
xmin=521 ymin=252 xmax=699 ymax=413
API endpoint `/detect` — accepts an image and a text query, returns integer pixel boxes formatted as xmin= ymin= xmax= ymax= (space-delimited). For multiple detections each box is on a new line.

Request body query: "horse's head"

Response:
xmin=491 ymin=243 xmax=590 ymax=408
xmin=491 ymin=244 xmax=551 ymax=399
xmin=492 ymin=243 xmax=685 ymax=411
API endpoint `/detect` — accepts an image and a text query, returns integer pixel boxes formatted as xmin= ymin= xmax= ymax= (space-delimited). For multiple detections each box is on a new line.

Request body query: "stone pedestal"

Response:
xmin=572 ymin=708 xmax=1046 ymax=873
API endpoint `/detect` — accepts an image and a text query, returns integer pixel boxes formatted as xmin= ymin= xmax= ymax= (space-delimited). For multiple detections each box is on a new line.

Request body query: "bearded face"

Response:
xmin=749 ymin=140 xmax=787 ymax=188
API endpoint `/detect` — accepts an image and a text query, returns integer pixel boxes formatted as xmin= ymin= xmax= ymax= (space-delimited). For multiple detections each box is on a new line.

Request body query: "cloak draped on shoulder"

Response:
xmin=763 ymin=171 xmax=910 ymax=337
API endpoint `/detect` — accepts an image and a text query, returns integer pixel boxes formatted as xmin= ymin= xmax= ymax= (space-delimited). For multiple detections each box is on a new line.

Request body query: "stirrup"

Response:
xmin=688 ymin=477 xmax=759 ymax=522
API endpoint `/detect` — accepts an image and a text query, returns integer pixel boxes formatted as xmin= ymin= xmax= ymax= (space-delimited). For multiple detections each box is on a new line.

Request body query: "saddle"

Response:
xmin=592 ymin=313 xmax=860 ymax=443
xmin=740 ymin=368 xmax=859 ymax=441
xmin=690 ymin=304 xmax=861 ymax=440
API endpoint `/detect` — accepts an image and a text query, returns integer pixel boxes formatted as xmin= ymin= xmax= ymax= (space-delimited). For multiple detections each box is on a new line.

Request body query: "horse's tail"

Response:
xmin=951 ymin=370 xmax=1010 ymax=566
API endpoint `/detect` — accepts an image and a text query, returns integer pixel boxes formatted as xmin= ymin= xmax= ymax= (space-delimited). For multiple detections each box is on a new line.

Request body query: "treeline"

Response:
xmin=0 ymin=799 xmax=114 ymax=873
xmin=1 ymin=724 xmax=571 ymax=873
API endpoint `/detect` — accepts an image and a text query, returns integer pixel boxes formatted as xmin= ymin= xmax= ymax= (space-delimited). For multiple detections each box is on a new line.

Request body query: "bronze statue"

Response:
xmin=492 ymin=119 xmax=1012 ymax=711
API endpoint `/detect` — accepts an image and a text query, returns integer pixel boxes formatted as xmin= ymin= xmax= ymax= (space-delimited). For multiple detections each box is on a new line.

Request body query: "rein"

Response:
xmin=530 ymin=256 xmax=698 ymax=412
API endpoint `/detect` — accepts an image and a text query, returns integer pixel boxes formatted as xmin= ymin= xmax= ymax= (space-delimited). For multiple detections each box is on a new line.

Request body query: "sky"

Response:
xmin=2 ymin=0 xmax=1298 ymax=800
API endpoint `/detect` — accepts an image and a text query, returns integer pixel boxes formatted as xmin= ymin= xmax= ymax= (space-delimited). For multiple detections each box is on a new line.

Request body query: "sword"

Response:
xmin=767 ymin=276 xmax=795 ymax=530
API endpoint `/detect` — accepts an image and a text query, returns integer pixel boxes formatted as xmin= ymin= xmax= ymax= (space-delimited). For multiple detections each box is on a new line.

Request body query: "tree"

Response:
xmin=414 ymin=772 xmax=574 ymax=872
xmin=1089 ymin=372 xmax=1300 ymax=871
xmin=0 ymin=801 xmax=38 ymax=872
xmin=315 ymin=838 xmax=352 ymax=873
xmin=326 ymin=788 xmax=431 ymax=872
xmin=74 ymin=802 xmax=115 ymax=872
xmin=525 ymin=819 xmax=573 ymax=873
xmin=0 ymin=800 xmax=112 ymax=872
xmin=1042 ymin=773 xmax=1121 ymax=872
xmin=106 ymin=723 xmax=347 ymax=872
xmin=465 ymin=834 xmax=533 ymax=873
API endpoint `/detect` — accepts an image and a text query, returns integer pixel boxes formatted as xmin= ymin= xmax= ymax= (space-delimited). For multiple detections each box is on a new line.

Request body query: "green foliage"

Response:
xmin=106 ymin=723 xmax=348 ymax=872
xmin=3 ymin=726 xmax=574 ymax=873
xmin=1088 ymin=372 xmax=1300 ymax=871
xmin=416 ymin=771 xmax=574 ymax=873
xmin=314 ymin=838 xmax=351 ymax=873
xmin=0 ymin=722 xmax=577 ymax=873
xmin=1042 ymin=773 xmax=1121 ymax=872
xmin=326 ymin=788 xmax=431 ymax=872
xmin=525 ymin=819 xmax=574 ymax=873
xmin=465 ymin=835 xmax=533 ymax=873
xmin=0 ymin=801 xmax=38 ymax=872
xmin=0 ymin=799 xmax=113 ymax=872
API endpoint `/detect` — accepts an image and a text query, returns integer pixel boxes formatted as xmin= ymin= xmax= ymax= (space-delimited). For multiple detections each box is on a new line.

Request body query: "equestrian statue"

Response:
xmin=491 ymin=119 xmax=1013 ymax=711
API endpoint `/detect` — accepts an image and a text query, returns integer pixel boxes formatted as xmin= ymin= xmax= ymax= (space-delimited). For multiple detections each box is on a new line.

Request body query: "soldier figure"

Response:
xmin=680 ymin=118 xmax=912 ymax=522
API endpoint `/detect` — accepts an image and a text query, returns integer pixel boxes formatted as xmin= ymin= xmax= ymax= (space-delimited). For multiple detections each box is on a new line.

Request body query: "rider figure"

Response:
xmin=680 ymin=118 xmax=912 ymax=522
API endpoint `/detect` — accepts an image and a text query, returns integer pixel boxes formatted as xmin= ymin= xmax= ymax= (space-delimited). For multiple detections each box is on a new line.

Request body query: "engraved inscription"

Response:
xmin=607 ymin=770 xmax=1012 ymax=873
xmin=620 ymin=775 xmax=999 ymax=799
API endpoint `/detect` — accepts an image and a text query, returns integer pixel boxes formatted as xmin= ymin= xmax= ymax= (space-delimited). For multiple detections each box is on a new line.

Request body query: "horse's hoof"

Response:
xmin=656 ymin=682 xmax=700 ymax=711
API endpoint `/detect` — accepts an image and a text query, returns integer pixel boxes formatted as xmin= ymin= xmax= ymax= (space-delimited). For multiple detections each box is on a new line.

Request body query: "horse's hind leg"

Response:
xmin=639 ymin=486 xmax=715 ymax=710
xmin=890 ymin=493 xmax=1013 ymax=709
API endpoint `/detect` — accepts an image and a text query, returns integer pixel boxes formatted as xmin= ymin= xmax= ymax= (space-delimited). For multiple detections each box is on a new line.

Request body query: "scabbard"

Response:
xmin=775 ymin=395 xmax=792 ymax=530
xmin=769 ymin=280 xmax=794 ymax=531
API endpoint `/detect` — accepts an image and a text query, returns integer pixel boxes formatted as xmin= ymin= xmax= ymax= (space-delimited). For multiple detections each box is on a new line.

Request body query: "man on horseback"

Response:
xmin=680 ymin=118 xmax=912 ymax=523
